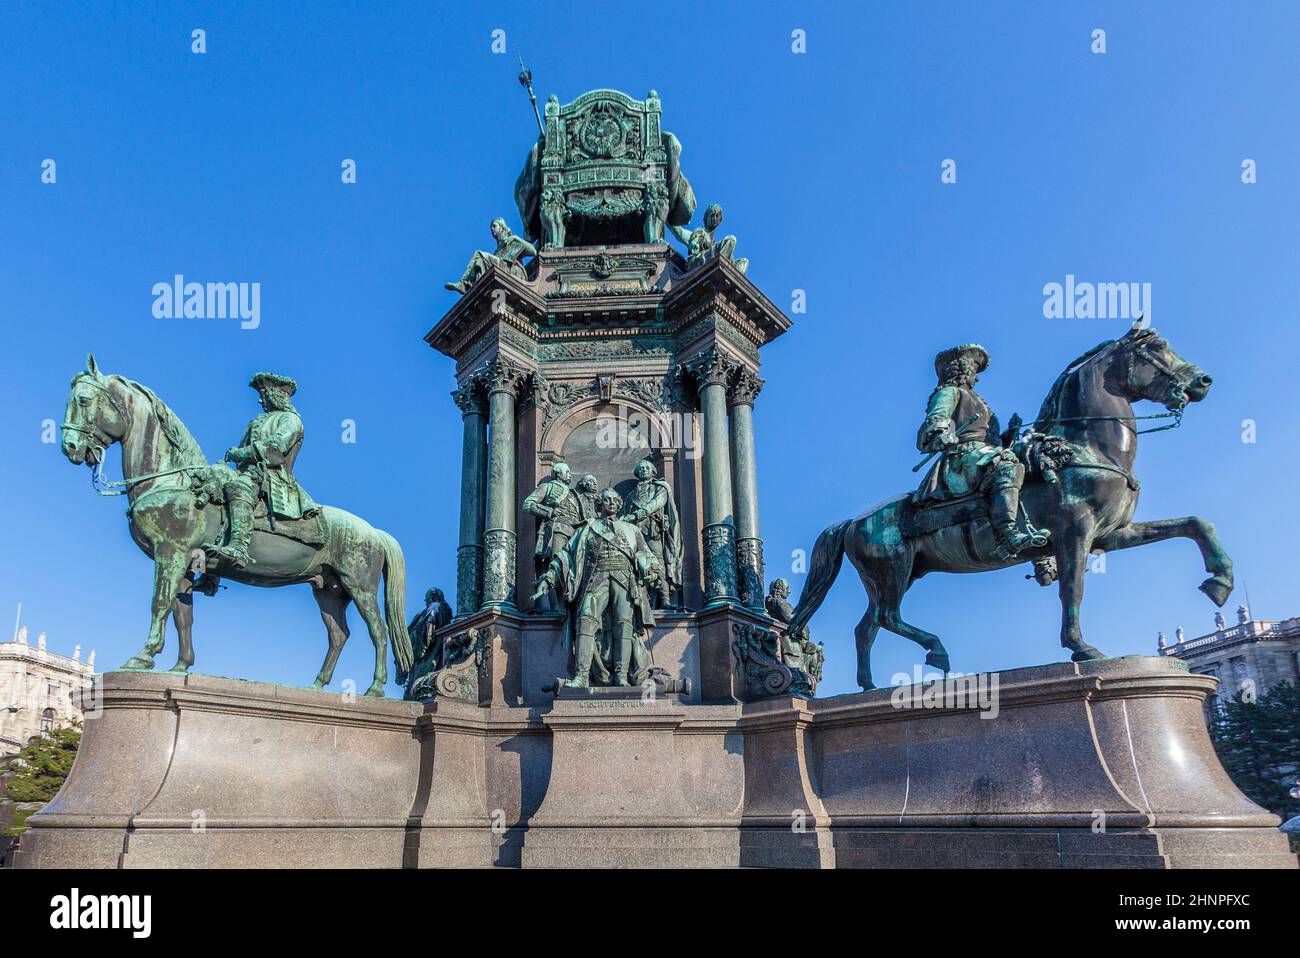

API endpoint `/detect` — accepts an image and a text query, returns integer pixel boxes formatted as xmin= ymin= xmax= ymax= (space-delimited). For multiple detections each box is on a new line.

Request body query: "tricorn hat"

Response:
xmin=933 ymin=344 xmax=990 ymax=378
xmin=249 ymin=372 xmax=297 ymax=396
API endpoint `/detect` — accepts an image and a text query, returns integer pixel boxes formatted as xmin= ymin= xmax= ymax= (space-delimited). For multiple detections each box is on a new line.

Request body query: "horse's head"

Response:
xmin=61 ymin=353 xmax=126 ymax=466
xmin=1112 ymin=326 xmax=1213 ymax=411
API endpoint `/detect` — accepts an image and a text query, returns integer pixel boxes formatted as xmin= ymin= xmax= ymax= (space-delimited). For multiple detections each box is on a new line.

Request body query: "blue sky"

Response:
xmin=1 ymin=1 xmax=1296 ymax=696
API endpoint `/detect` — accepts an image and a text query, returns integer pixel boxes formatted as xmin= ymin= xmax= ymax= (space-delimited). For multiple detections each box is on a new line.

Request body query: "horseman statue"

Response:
xmin=787 ymin=328 xmax=1230 ymax=691
xmin=912 ymin=344 xmax=1039 ymax=559
xmin=60 ymin=356 xmax=411 ymax=696
xmin=215 ymin=372 xmax=318 ymax=569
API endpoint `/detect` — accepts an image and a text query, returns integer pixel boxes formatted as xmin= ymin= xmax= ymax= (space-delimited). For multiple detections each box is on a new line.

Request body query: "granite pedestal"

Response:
xmin=15 ymin=656 xmax=1295 ymax=869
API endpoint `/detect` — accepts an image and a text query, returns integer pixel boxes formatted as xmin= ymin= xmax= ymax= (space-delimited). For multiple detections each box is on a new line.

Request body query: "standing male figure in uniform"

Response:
xmin=523 ymin=461 xmax=590 ymax=611
xmin=214 ymin=372 xmax=317 ymax=569
xmin=620 ymin=458 xmax=682 ymax=608
xmin=912 ymin=344 xmax=1038 ymax=558
xmin=533 ymin=488 xmax=662 ymax=688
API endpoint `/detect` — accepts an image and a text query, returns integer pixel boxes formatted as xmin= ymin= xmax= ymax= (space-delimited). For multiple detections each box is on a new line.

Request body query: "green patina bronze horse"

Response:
xmin=60 ymin=355 xmax=412 ymax=696
xmin=790 ymin=327 xmax=1232 ymax=690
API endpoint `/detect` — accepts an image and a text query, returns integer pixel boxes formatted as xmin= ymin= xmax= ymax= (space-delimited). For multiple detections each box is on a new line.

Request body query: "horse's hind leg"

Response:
xmin=167 ymin=576 xmax=195 ymax=673
xmin=311 ymin=572 xmax=351 ymax=691
xmin=339 ymin=575 xmax=389 ymax=698
xmin=122 ymin=548 xmax=190 ymax=671
xmin=854 ymin=541 xmax=949 ymax=676
xmin=879 ymin=602 xmax=950 ymax=674
xmin=853 ymin=606 xmax=882 ymax=691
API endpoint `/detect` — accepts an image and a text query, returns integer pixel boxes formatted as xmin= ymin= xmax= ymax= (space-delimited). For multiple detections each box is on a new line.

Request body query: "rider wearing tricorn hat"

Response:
xmin=214 ymin=372 xmax=318 ymax=569
xmin=912 ymin=344 xmax=1036 ymax=558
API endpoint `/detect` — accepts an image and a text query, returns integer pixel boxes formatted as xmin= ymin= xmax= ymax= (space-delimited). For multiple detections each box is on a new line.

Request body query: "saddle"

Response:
xmin=190 ymin=468 xmax=329 ymax=552
xmin=900 ymin=432 xmax=1074 ymax=540
xmin=899 ymin=493 xmax=989 ymax=538
xmin=249 ymin=504 xmax=329 ymax=548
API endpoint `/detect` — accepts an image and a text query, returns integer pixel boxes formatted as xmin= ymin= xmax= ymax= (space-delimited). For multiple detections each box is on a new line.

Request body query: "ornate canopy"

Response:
xmin=514 ymin=89 xmax=697 ymax=249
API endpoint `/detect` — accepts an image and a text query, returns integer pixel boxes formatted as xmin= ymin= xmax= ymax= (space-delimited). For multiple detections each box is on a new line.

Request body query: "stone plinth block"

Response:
xmin=520 ymin=691 xmax=739 ymax=867
xmin=16 ymin=671 xmax=423 ymax=869
xmin=738 ymin=655 xmax=1296 ymax=868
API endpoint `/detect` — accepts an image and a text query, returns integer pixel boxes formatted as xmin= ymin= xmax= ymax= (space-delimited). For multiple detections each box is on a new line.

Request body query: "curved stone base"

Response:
xmin=14 ymin=657 xmax=1295 ymax=869
xmin=14 ymin=672 xmax=426 ymax=869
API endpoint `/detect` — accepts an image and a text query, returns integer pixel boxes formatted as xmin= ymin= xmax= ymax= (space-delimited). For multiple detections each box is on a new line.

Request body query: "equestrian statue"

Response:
xmin=788 ymin=327 xmax=1232 ymax=690
xmin=59 ymin=355 xmax=412 ymax=696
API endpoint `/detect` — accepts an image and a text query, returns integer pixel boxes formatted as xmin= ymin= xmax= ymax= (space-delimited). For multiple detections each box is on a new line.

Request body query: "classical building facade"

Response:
xmin=1158 ymin=605 xmax=1300 ymax=718
xmin=0 ymin=629 xmax=95 ymax=757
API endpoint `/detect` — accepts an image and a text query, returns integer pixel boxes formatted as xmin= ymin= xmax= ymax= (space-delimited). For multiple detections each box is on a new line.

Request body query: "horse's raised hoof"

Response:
xmin=1069 ymin=645 xmax=1107 ymax=662
xmin=924 ymin=651 xmax=951 ymax=673
xmin=120 ymin=655 xmax=156 ymax=671
xmin=1198 ymin=576 xmax=1233 ymax=607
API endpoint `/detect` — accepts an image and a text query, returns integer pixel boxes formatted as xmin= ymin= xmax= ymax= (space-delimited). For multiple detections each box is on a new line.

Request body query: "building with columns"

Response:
xmin=1158 ymin=605 xmax=1300 ymax=719
xmin=0 ymin=628 xmax=96 ymax=757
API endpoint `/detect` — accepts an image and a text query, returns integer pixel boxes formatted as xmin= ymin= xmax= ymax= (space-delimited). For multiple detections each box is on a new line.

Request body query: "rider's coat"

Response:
xmin=913 ymin=383 xmax=1013 ymax=502
xmin=234 ymin=409 xmax=316 ymax=519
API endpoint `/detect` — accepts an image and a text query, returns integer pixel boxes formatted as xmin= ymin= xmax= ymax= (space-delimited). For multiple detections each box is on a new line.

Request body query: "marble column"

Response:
xmin=480 ymin=358 xmax=527 ymax=611
xmin=452 ymin=377 xmax=487 ymax=618
xmin=688 ymin=348 xmax=738 ymax=607
xmin=729 ymin=369 xmax=765 ymax=612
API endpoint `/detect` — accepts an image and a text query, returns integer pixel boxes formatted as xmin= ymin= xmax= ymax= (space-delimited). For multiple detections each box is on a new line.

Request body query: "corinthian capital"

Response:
xmin=729 ymin=368 xmax=764 ymax=406
xmin=684 ymin=347 xmax=737 ymax=389
xmin=481 ymin=357 xmax=530 ymax=397
xmin=452 ymin=377 xmax=486 ymax=415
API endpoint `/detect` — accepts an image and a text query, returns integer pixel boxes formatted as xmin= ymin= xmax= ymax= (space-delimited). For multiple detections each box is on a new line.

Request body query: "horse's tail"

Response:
xmin=378 ymin=529 xmax=412 ymax=675
xmin=789 ymin=518 xmax=852 ymax=634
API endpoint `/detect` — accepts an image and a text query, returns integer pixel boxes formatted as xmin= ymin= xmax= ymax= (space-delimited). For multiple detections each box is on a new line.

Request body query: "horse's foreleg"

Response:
xmin=1055 ymin=520 xmax=1105 ymax=661
xmin=122 ymin=549 xmax=191 ymax=670
xmin=1092 ymin=518 xmax=1233 ymax=607
xmin=168 ymin=576 xmax=195 ymax=672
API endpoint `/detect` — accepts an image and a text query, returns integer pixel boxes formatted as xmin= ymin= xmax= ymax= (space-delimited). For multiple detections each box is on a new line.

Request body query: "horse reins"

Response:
xmin=1017 ymin=337 xmax=1196 ymax=491
xmin=65 ymin=373 xmax=216 ymax=501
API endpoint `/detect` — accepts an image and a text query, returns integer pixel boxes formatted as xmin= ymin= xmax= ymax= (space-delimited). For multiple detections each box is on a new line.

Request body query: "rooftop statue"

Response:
xmin=669 ymin=203 xmax=749 ymax=274
xmin=445 ymin=217 xmax=537 ymax=295
xmin=514 ymin=89 xmax=697 ymax=249
xmin=786 ymin=327 xmax=1230 ymax=690
xmin=59 ymin=355 xmax=412 ymax=696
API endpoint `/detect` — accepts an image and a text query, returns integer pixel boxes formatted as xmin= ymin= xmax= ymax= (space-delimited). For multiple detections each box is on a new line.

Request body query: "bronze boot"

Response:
xmin=989 ymin=486 xmax=1033 ymax=558
xmin=215 ymin=496 xmax=255 ymax=569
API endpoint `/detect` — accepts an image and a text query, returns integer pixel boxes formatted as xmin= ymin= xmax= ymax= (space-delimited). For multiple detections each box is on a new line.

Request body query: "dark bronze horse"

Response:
xmin=790 ymin=327 xmax=1230 ymax=690
xmin=60 ymin=355 xmax=412 ymax=695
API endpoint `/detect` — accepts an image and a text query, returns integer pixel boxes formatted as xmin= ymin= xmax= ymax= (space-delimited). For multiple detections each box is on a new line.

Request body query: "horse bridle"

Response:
xmin=1122 ymin=334 xmax=1199 ymax=415
xmin=61 ymin=374 xmax=125 ymax=466
xmin=1027 ymin=335 xmax=1189 ymax=437
xmin=64 ymin=373 xmax=208 ymax=498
